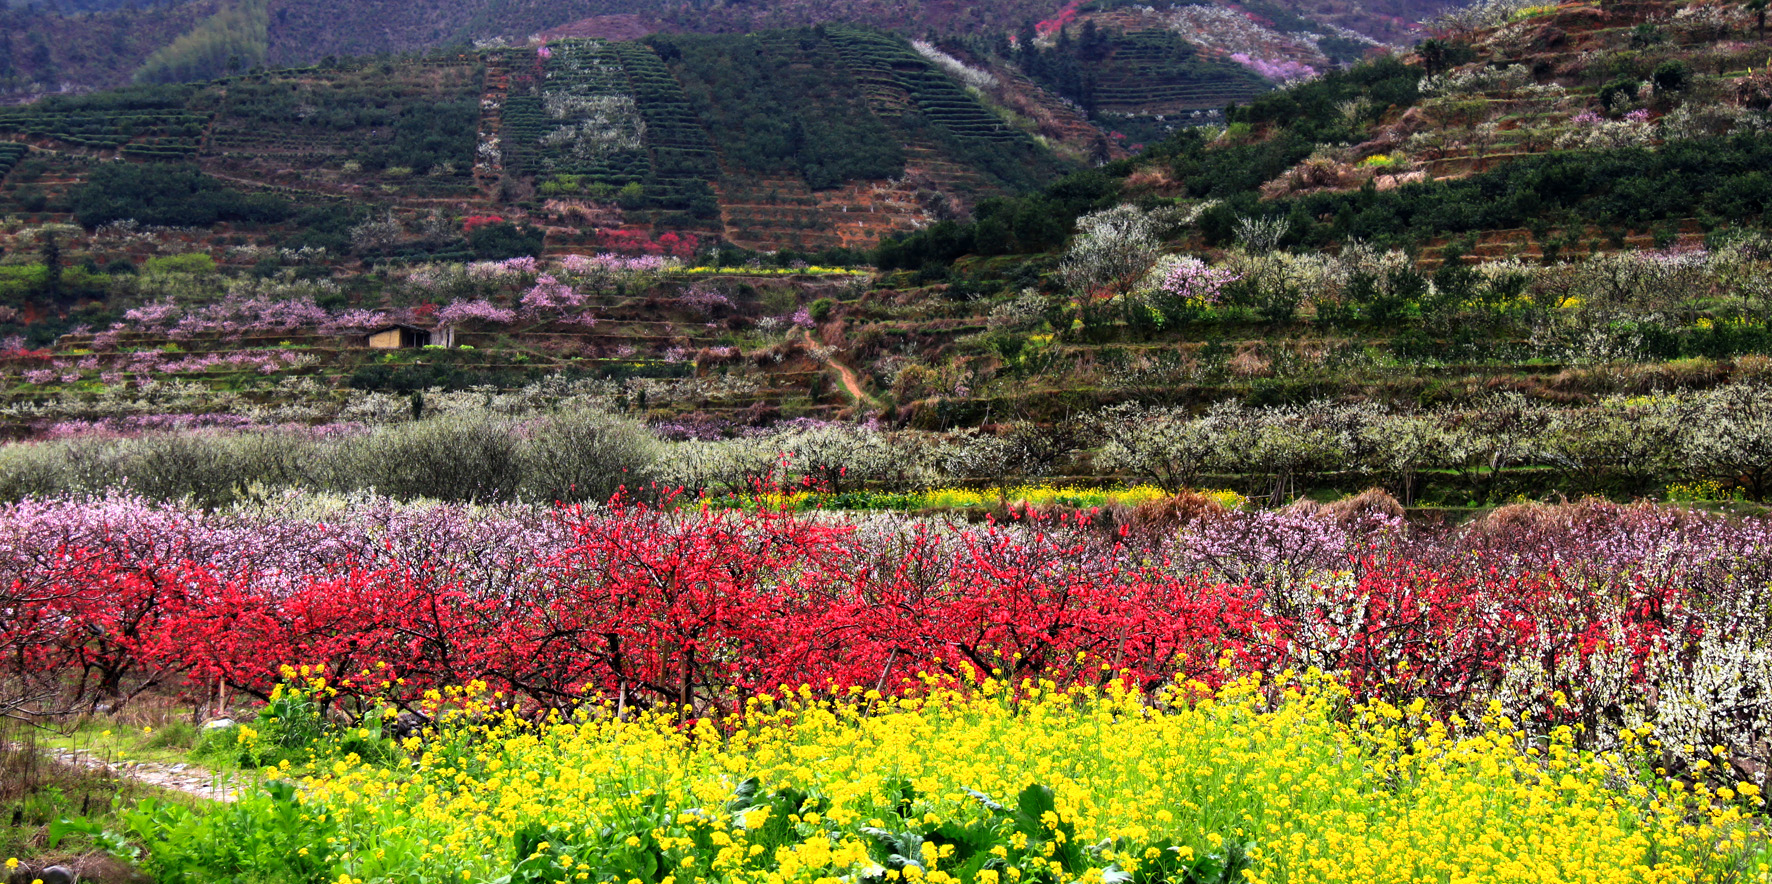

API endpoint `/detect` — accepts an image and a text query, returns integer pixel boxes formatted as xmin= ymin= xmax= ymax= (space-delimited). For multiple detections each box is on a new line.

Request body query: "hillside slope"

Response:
xmin=885 ymin=0 xmax=1772 ymax=270
xmin=0 ymin=0 xmax=1453 ymax=104
xmin=6 ymin=0 xmax=1772 ymax=509
xmin=825 ymin=0 xmax=1772 ymax=428
xmin=0 ymin=28 xmax=1084 ymax=257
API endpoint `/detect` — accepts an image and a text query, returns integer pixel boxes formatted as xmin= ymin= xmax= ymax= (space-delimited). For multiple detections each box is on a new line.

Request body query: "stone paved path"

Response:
xmin=41 ymin=746 xmax=241 ymax=803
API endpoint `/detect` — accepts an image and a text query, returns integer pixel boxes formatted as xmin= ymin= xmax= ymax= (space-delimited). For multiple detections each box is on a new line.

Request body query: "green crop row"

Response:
xmin=0 ymin=143 xmax=26 ymax=179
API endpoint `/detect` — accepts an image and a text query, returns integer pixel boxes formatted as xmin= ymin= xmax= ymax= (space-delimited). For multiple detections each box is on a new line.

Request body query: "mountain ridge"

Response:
xmin=0 ymin=0 xmax=1457 ymax=104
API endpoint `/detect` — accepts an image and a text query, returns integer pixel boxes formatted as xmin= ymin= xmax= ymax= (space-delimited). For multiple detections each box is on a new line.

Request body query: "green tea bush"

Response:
xmin=73 ymin=162 xmax=292 ymax=229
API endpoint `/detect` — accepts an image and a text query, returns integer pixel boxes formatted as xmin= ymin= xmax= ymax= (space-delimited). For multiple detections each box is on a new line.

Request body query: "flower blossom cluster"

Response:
xmin=1230 ymin=53 xmax=1318 ymax=83
xmin=468 ymin=256 xmax=540 ymax=279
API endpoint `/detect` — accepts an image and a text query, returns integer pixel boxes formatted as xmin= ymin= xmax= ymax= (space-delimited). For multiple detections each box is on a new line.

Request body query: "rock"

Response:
xmin=1374 ymin=171 xmax=1428 ymax=191
xmin=391 ymin=711 xmax=427 ymax=741
xmin=200 ymin=717 xmax=237 ymax=731
xmin=39 ymin=866 xmax=77 ymax=884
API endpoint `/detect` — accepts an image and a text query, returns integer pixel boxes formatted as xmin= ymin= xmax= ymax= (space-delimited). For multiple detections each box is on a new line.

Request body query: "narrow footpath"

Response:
xmin=801 ymin=328 xmax=876 ymax=411
xmin=41 ymin=746 xmax=240 ymax=803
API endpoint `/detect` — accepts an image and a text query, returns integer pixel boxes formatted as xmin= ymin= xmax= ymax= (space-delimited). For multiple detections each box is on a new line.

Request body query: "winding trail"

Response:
xmin=801 ymin=329 xmax=875 ymax=411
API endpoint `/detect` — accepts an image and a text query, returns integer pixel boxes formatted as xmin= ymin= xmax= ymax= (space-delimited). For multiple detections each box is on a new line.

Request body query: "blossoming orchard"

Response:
xmin=7 ymin=0 xmax=1772 ymax=876
xmin=3 ymin=485 xmax=1772 ymax=881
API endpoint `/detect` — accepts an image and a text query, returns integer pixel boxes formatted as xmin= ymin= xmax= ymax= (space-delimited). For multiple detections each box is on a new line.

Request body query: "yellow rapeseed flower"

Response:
xmin=286 ymin=673 xmax=1763 ymax=884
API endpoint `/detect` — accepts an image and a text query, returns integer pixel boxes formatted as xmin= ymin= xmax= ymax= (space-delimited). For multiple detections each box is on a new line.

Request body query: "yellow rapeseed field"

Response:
xmin=296 ymin=672 xmax=1767 ymax=884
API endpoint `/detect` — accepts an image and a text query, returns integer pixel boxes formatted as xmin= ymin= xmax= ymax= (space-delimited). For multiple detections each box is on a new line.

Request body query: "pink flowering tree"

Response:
xmin=676 ymin=285 xmax=733 ymax=317
xmin=468 ymin=257 xmax=539 ymax=281
xmin=438 ymin=299 xmax=518 ymax=328
xmin=520 ymin=274 xmax=597 ymax=326
xmin=1231 ymin=53 xmax=1318 ymax=84
xmin=1150 ymin=256 xmax=1239 ymax=324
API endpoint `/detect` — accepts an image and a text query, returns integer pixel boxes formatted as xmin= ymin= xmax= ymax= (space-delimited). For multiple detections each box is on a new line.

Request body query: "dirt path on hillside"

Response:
xmin=801 ymin=329 xmax=874 ymax=411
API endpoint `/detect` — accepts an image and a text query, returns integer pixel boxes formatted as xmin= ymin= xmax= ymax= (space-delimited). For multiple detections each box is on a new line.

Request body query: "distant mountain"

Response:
xmin=0 ymin=0 xmax=1462 ymax=104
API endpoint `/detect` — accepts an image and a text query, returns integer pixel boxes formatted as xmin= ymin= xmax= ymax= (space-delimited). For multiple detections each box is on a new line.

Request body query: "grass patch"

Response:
xmin=1 ymin=717 xmax=199 ymax=873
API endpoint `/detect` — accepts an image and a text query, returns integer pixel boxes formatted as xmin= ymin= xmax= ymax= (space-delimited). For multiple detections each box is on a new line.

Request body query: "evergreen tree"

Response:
xmin=39 ymin=231 xmax=61 ymax=302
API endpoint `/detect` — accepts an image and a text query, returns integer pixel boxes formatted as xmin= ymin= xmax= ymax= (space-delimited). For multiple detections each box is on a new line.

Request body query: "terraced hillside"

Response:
xmin=834 ymin=0 xmax=1772 ymax=438
xmin=0 ymin=0 xmax=1448 ymax=105
xmin=0 ymin=242 xmax=877 ymax=438
xmin=1071 ymin=28 xmax=1272 ymax=114
xmin=0 ymin=29 xmax=1090 ymax=259
xmin=1196 ymin=0 xmax=1772 ymax=269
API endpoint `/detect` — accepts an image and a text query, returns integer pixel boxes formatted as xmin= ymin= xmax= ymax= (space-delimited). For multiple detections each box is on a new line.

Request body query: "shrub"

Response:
xmin=332 ymin=413 xmax=525 ymax=503
xmin=1652 ymin=59 xmax=1692 ymax=94
xmin=73 ymin=163 xmax=291 ymax=229
xmin=519 ymin=408 xmax=663 ymax=504
xmin=467 ymin=221 xmax=546 ymax=260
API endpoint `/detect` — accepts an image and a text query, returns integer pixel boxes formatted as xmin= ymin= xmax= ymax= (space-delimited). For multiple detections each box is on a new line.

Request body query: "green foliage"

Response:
xmin=0 ymin=142 xmax=26 ymax=178
xmin=58 ymin=782 xmax=338 ymax=884
xmin=0 ymin=84 xmax=203 ymax=153
xmin=133 ymin=0 xmax=269 ymax=85
xmin=498 ymin=40 xmax=649 ymax=191
xmin=192 ymin=59 xmax=480 ymax=189
xmin=882 ymin=52 xmax=1420 ymax=269
xmin=609 ymin=41 xmax=723 ymax=218
xmin=283 ymin=203 xmax=369 ymax=253
xmin=1296 ymin=134 xmax=1772 ymax=245
xmin=663 ymin=30 xmax=904 ymax=190
xmin=876 ymin=167 xmax=1121 ymax=267
xmin=1629 ymin=23 xmax=1666 ymax=49
xmin=1167 ymin=130 xmax=1317 ymax=201
xmin=828 ymin=26 xmax=1064 ymax=191
xmin=0 ymin=261 xmax=109 ymax=308
xmin=194 ymin=681 xmax=398 ymax=770
xmin=143 ymin=252 xmax=218 ymax=275
xmin=244 ymin=687 xmax=325 ymax=765
xmin=359 ymin=100 xmax=479 ymax=173
xmin=0 ymin=264 xmax=49 ymax=305
xmin=1014 ymin=26 xmax=1266 ymax=119
xmin=1652 ymin=59 xmax=1692 ymax=94
xmin=519 ymin=408 xmax=663 ymax=504
xmin=1226 ymin=53 xmax=1421 ymax=142
xmin=853 ymin=783 xmax=1252 ymax=884
xmin=1415 ymin=39 xmax=1475 ymax=77
xmin=708 ymin=242 xmax=872 ymax=268
xmin=73 ymin=162 xmax=291 ymax=228
xmin=468 ymin=220 xmax=546 ymax=260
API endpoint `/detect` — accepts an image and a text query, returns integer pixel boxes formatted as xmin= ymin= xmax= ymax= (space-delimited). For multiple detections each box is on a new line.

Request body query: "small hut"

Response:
xmin=365 ymin=324 xmax=432 ymax=349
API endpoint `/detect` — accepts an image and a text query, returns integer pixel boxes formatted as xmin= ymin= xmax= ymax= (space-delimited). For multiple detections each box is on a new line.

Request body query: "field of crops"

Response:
xmin=0 ymin=143 xmax=27 ymax=180
xmin=4 ymin=490 xmax=1771 ymax=881
xmin=0 ymin=87 xmax=206 ymax=158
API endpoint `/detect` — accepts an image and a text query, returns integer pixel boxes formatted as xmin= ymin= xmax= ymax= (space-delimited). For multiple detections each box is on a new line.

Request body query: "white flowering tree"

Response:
xmin=1682 ymin=383 xmax=1772 ymax=500
xmin=1057 ymin=204 xmax=1170 ymax=298
xmin=1093 ymin=403 xmax=1221 ymax=494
